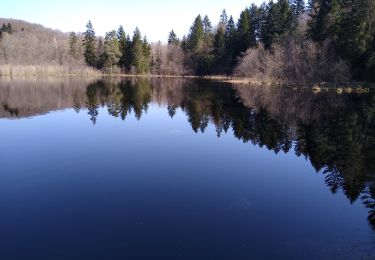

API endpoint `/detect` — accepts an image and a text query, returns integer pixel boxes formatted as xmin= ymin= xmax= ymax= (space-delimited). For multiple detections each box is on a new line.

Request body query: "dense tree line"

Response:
xmin=79 ymin=21 xmax=151 ymax=74
xmin=1 ymin=1 xmax=375 ymax=82
xmin=159 ymin=0 xmax=374 ymax=81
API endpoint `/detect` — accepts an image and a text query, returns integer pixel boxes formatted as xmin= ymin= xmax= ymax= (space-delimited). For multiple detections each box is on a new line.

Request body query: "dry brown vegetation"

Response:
xmin=234 ymin=39 xmax=351 ymax=84
xmin=0 ymin=18 xmax=97 ymax=76
xmin=150 ymin=42 xmax=190 ymax=76
xmin=234 ymin=20 xmax=351 ymax=84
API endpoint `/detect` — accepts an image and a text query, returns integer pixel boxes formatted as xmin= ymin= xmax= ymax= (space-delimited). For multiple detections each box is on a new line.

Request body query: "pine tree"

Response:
xmin=69 ymin=32 xmax=78 ymax=58
xmin=290 ymin=0 xmax=306 ymax=17
xmin=117 ymin=25 xmax=127 ymax=69
xmin=249 ymin=4 xmax=261 ymax=41
xmin=0 ymin=24 xmax=6 ymax=32
xmin=96 ymin=37 xmax=104 ymax=68
xmin=290 ymin=0 xmax=305 ymax=29
xmin=143 ymin=36 xmax=151 ymax=72
xmin=236 ymin=8 xmax=256 ymax=55
xmin=102 ymin=30 xmax=122 ymax=71
xmin=121 ymin=34 xmax=133 ymax=71
xmin=203 ymin=15 xmax=213 ymax=36
xmin=225 ymin=16 xmax=236 ymax=47
xmin=168 ymin=30 xmax=179 ymax=45
xmin=218 ymin=16 xmax=237 ymax=72
xmin=336 ymin=0 xmax=375 ymax=69
xmin=308 ymin=0 xmax=342 ymax=42
xmin=213 ymin=25 xmax=226 ymax=73
xmin=130 ymin=28 xmax=150 ymax=74
xmin=5 ymin=23 xmax=12 ymax=34
xmin=262 ymin=0 xmax=293 ymax=49
xmin=219 ymin=9 xmax=228 ymax=28
xmin=214 ymin=26 xmax=226 ymax=58
xmin=188 ymin=15 xmax=204 ymax=52
xmin=83 ymin=21 xmax=97 ymax=67
xmin=275 ymin=0 xmax=293 ymax=35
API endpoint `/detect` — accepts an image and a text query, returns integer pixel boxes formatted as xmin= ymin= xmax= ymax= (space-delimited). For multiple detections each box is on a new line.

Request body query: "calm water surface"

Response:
xmin=0 ymin=78 xmax=374 ymax=259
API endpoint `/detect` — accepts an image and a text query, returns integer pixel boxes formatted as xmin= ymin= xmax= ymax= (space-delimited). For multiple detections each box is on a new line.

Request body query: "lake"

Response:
xmin=0 ymin=78 xmax=374 ymax=259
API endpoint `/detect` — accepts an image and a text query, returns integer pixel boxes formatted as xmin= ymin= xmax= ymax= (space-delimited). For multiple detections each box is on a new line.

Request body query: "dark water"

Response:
xmin=0 ymin=78 xmax=374 ymax=259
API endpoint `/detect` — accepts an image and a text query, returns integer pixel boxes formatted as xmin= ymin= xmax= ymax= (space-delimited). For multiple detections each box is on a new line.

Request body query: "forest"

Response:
xmin=0 ymin=0 xmax=374 ymax=83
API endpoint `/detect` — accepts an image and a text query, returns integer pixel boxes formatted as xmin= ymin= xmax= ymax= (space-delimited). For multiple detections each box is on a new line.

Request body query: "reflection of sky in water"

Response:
xmin=0 ymin=80 xmax=374 ymax=259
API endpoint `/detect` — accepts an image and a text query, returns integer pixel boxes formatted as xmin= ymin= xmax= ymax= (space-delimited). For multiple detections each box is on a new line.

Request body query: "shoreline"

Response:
xmin=0 ymin=72 xmax=374 ymax=90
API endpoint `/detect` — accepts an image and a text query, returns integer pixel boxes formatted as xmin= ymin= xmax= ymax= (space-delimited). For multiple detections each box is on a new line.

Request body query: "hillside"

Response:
xmin=0 ymin=18 xmax=93 ymax=75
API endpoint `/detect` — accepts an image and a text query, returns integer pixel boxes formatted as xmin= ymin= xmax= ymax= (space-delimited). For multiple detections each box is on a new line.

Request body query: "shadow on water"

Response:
xmin=1 ymin=77 xmax=375 ymax=230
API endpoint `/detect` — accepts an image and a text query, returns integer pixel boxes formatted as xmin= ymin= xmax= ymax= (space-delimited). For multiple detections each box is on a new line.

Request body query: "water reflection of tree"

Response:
xmin=85 ymin=79 xmax=151 ymax=124
xmin=3 ymin=78 xmax=373 ymax=229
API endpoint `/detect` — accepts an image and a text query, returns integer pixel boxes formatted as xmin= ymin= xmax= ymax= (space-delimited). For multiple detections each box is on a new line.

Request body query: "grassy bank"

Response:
xmin=0 ymin=65 xmax=100 ymax=77
xmin=0 ymin=66 xmax=374 ymax=91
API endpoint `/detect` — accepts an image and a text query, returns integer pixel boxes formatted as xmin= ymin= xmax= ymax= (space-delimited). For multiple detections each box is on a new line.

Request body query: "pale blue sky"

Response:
xmin=0 ymin=0 xmax=263 ymax=42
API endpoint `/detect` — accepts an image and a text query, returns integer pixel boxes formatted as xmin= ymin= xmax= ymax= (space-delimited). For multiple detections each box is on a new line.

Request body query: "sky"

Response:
xmin=0 ymin=0 xmax=263 ymax=42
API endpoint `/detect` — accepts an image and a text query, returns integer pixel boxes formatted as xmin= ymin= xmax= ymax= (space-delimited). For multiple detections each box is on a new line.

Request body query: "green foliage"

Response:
xmin=102 ymin=30 xmax=122 ymax=71
xmin=187 ymin=15 xmax=215 ymax=74
xmin=336 ymin=0 xmax=375 ymax=67
xmin=83 ymin=21 xmax=97 ymax=67
xmin=290 ymin=0 xmax=305 ymax=29
xmin=6 ymin=23 xmax=13 ymax=34
xmin=307 ymin=0 xmax=375 ymax=80
xmin=188 ymin=15 xmax=205 ymax=52
xmin=131 ymin=28 xmax=151 ymax=74
xmin=69 ymin=32 xmax=78 ymax=58
xmin=220 ymin=9 xmax=228 ymax=27
xmin=223 ymin=16 xmax=237 ymax=69
xmin=308 ymin=0 xmax=342 ymax=42
xmin=117 ymin=25 xmax=127 ymax=69
xmin=236 ymin=8 xmax=256 ymax=54
xmin=290 ymin=0 xmax=305 ymax=17
xmin=214 ymin=26 xmax=226 ymax=58
xmin=0 ymin=22 xmax=13 ymax=36
xmin=168 ymin=30 xmax=179 ymax=45
xmin=203 ymin=15 xmax=213 ymax=36
xmin=262 ymin=0 xmax=293 ymax=49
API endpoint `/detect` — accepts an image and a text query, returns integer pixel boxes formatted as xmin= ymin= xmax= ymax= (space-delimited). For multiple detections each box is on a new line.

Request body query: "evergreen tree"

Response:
xmin=275 ymin=0 xmax=293 ymax=34
xmin=290 ymin=0 xmax=306 ymax=17
xmin=96 ymin=37 xmax=104 ymax=68
xmin=214 ymin=26 xmax=226 ymax=58
xmin=1 ymin=24 xmax=6 ymax=32
xmin=131 ymin=28 xmax=150 ymax=73
xmin=83 ymin=20 xmax=97 ymax=67
xmin=213 ymin=25 xmax=226 ymax=73
xmin=6 ymin=23 xmax=12 ymax=34
xmin=143 ymin=36 xmax=151 ymax=72
xmin=290 ymin=0 xmax=305 ymax=29
xmin=168 ymin=30 xmax=179 ymax=45
xmin=203 ymin=15 xmax=213 ymax=36
xmin=124 ymin=34 xmax=133 ymax=71
xmin=236 ymin=8 xmax=256 ymax=54
xmin=336 ymin=0 xmax=375 ymax=73
xmin=102 ymin=30 xmax=122 ymax=71
xmin=224 ymin=15 xmax=237 ymax=69
xmin=219 ymin=9 xmax=228 ymax=28
xmin=262 ymin=0 xmax=293 ymax=49
xmin=249 ymin=4 xmax=261 ymax=41
xmin=225 ymin=16 xmax=237 ymax=48
xmin=308 ymin=0 xmax=342 ymax=42
xmin=117 ymin=25 xmax=127 ymax=69
xmin=188 ymin=15 xmax=204 ymax=52
xmin=69 ymin=32 xmax=78 ymax=58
